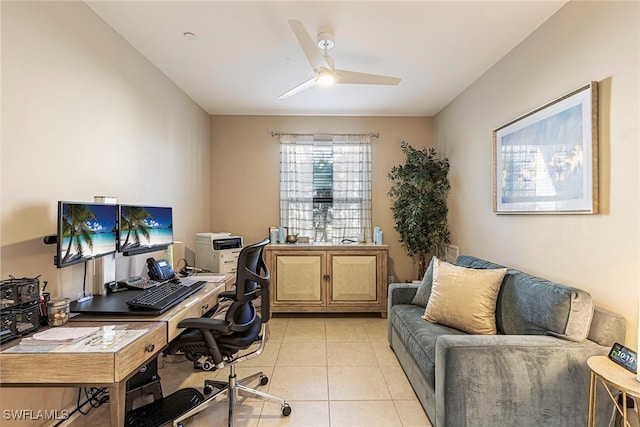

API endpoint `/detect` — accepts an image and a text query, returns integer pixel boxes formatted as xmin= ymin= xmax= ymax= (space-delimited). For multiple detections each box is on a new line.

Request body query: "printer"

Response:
xmin=195 ymin=232 xmax=243 ymax=274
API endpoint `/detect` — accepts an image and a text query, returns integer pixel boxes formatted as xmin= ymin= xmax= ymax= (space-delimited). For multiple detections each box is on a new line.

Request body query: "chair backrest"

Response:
xmin=225 ymin=239 xmax=271 ymax=332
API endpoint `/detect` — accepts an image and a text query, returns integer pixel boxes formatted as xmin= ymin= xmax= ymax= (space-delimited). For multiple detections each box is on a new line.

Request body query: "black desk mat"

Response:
xmin=70 ymin=289 xmax=162 ymax=316
xmin=69 ymin=280 xmax=205 ymax=316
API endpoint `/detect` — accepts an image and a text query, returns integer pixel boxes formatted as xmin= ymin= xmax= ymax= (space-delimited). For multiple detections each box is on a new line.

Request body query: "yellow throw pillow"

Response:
xmin=422 ymin=258 xmax=507 ymax=334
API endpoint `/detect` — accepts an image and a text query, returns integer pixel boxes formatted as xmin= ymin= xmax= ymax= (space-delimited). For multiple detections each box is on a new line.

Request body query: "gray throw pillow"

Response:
xmin=411 ymin=256 xmax=436 ymax=307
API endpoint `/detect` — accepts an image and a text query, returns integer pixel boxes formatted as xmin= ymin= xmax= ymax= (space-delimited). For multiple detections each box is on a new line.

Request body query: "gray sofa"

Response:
xmin=387 ymin=255 xmax=627 ymax=427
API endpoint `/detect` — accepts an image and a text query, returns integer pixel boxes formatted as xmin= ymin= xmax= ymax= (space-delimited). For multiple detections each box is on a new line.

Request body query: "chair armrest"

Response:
xmin=178 ymin=317 xmax=231 ymax=334
xmin=434 ymin=334 xmax=609 ymax=427
xmin=176 ymin=317 xmax=231 ymax=368
xmin=218 ymin=290 xmax=236 ymax=299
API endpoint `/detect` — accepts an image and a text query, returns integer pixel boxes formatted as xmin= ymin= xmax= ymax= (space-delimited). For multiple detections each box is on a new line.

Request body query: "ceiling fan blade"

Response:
xmin=288 ymin=20 xmax=331 ymax=71
xmin=335 ymin=69 xmax=401 ymax=85
xmin=323 ymin=54 xmax=335 ymax=71
xmin=278 ymin=76 xmax=317 ymax=99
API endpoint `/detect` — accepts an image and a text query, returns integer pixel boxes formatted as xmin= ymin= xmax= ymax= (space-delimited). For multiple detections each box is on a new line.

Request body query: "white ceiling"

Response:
xmin=85 ymin=1 xmax=567 ymax=116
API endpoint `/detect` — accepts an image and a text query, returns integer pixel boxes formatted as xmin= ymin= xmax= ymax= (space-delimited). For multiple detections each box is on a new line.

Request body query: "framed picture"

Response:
xmin=493 ymin=81 xmax=599 ymax=214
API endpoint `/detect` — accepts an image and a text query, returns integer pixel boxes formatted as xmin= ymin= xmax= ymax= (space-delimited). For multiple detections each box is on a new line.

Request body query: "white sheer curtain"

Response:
xmin=279 ymin=134 xmax=372 ymax=244
xmin=279 ymin=134 xmax=315 ymax=238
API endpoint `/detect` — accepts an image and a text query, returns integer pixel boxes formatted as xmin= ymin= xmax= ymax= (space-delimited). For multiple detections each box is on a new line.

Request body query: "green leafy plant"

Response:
xmin=388 ymin=140 xmax=451 ymax=277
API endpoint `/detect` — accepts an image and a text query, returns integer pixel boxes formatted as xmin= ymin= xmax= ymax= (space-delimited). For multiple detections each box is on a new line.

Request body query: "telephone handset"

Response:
xmin=146 ymin=258 xmax=175 ymax=281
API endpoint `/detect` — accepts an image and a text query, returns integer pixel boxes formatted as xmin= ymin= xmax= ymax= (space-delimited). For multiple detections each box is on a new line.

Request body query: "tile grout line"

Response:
xmin=324 ymin=319 xmax=333 ymax=427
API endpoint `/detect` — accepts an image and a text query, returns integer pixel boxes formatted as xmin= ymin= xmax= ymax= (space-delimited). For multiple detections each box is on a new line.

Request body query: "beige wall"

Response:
xmin=4 ymin=0 xmax=635 ymax=422
xmin=210 ymin=115 xmax=433 ymax=282
xmin=435 ymin=1 xmax=639 ymax=346
xmin=1 ymin=1 xmax=211 ymax=423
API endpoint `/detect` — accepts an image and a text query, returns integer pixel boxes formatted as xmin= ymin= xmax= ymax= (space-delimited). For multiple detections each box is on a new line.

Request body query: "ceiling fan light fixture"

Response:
xmin=316 ymin=68 xmax=335 ymax=86
xmin=282 ymin=20 xmax=401 ymax=99
xmin=317 ymin=31 xmax=334 ymax=50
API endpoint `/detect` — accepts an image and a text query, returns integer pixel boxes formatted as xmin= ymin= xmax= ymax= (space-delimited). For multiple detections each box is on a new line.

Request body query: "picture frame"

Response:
xmin=493 ymin=81 xmax=599 ymax=214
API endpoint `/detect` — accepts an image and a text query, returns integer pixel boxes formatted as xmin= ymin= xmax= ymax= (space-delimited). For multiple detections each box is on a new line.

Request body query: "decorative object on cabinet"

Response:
xmin=493 ymin=81 xmax=599 ymax=214
xmin=388 ymin=141 xmax=450 ymax=277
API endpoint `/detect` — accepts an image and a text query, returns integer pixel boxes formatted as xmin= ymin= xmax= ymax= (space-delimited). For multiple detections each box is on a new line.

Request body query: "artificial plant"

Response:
xmin=388 ymin=140 xmax=451 ymax=277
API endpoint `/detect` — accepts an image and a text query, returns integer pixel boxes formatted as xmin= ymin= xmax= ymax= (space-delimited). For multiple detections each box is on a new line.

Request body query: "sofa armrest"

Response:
xmin=387 ymin=283 xmax=419 ymax=344
xmin=434 ymin=335 xmax=610 ymax=427
xmin=387 ymin=283 xmax=419 ymax=307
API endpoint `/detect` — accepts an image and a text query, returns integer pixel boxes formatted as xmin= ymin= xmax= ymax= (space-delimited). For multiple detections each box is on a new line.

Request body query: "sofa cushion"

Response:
xmin=588 ymin=307 xmax=626 ymax=347
xmin=456 ymin=256 xmax=594 ymax=341
xmin=423 ymin=259 xmax=507 ymax=334
xmin=391 ymin=304 xmax=466 ymax=385
xmin=411 ymin=256 xmax=436 ymax=307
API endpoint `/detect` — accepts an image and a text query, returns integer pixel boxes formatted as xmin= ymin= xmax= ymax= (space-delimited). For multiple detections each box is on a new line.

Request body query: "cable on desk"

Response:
xmin=177 ymin=258 xmax=212 ymax=276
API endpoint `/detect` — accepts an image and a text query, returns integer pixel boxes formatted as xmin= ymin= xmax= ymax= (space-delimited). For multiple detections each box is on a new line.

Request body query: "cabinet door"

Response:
xmin=273 ymin=253 xmax=325 ymax=304
xmin=330 ymin=254 xmax=378 ymax=303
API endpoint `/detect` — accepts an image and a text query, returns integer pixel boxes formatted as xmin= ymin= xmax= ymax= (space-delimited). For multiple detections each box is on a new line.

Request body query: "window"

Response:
xmin=280 ymin=134 xmax=372 ymax=244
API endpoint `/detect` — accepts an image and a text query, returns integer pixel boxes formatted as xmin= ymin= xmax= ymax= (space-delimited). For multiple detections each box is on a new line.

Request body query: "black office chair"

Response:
xmin=165 ymin=239 xmax=291 ymax=427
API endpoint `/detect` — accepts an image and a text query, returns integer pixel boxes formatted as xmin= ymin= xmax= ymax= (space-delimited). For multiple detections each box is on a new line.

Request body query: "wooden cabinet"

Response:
xmin=264 ymin=244 xmax=388 ymax=317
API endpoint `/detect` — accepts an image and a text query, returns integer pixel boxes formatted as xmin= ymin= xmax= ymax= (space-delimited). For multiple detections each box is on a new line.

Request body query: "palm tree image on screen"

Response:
xmin=61 ymin=204 xmax=96 ymax=263
xmin=120 ymin=206 xmax=152 ymax=250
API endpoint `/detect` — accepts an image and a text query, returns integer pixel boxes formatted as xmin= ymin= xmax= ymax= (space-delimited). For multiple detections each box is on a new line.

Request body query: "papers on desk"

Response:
xmin=5 ymin=326 xmax=147 ymax=354
xmin=61 ymin=328 xmax=147 ymax=353
xmin=20 ymin=327 xmax=100 ymax=345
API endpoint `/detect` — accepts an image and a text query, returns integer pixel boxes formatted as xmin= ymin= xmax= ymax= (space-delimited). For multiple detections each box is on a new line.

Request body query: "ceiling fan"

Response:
xmin=279 ymin=20 xmax=401 ymax=99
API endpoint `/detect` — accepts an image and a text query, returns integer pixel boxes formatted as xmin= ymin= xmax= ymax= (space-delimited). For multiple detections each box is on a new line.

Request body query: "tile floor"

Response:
xmin=71 ymin=316 xmax=432 ymax=427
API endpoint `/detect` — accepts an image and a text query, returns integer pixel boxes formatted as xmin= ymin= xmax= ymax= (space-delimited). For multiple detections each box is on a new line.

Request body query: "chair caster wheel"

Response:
xmin=282 ymin=403 xmax=292 ymax=416
xmin=203 ymin=384 xmax=215 ymax=395
xmin=259 ymin=375 xmax=269 ymax=386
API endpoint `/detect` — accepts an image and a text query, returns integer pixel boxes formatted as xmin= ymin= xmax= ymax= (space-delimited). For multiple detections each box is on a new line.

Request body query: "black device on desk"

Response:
xmin=72 ymin=279 xmax=206 ymax=315
xmin=118 ymin=276 xmax=161 ymax=290
xmin=72 ymin=257 xmax=204 ymax=315
xmin=147 ymin=258 xmax=175 ymax=281
xmin=125 ymin=280 xmax=205 ymax=312
xmin=106 ymin=277 xmax=160 ymax=293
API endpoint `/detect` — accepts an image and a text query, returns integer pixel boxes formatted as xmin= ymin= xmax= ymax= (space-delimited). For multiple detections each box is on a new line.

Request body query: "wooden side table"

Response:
xmin=588 ymin=355 xmax=640 ymax=427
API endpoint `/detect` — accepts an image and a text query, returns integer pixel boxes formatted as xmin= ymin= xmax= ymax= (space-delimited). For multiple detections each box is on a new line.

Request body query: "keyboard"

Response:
xmin=125 ymin=280 xmax=206 ymax=312
xmin=118 ymin=276 xmax=160 ymax=290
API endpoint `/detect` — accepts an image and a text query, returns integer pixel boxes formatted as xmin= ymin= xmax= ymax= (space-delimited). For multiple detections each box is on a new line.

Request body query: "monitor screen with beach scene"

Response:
xmin=56 ymin=201 xmax=118 ymax=268
xmin=118 ymin=205 xmax=173 ymax=256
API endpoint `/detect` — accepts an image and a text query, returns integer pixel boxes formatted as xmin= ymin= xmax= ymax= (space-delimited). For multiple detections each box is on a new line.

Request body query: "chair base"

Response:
xmin=172 ymin=365 xmax=291 ymax=427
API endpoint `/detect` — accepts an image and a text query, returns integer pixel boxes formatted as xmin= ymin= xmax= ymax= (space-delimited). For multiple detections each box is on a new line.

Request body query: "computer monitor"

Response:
xmin=118 ymin=205 xmax=173 ymax=256
xmin=56 ymin=201 xmax=118 ymax=268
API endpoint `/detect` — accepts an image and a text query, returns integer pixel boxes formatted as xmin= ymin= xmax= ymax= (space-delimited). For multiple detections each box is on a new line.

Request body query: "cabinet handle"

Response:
xmin=323 ymin=275 xmax=330 ymax=281
xmin=144 ymin=344 xmax=155 ymax=353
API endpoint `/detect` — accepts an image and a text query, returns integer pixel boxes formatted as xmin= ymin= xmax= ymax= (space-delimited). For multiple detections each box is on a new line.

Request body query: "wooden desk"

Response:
xmin=588 ymin=355 xmax=640 ymax=427
xmin=0 ymin=321 xmax=165 ymax=427
xmin=0 ymin=278 xmax=230 ymax=427
xmin=73 ymin=281 xmax=228 ymax=342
